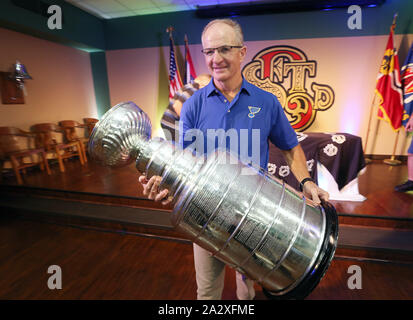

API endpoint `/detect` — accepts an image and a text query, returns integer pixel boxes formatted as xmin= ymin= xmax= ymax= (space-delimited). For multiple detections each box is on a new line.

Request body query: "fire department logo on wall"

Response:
xmin=242 ymin=45 xmax=335 ymax=131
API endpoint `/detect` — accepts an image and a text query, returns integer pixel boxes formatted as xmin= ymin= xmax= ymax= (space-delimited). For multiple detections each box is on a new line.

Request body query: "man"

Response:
xmin=395 ymin=113 xmax=413 ymax=192
xmin=139 ymin=19 xmax=329 ymax=299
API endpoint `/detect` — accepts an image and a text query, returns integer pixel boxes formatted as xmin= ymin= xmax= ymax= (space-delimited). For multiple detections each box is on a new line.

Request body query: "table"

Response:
xmin=268 ymin=132 xmax=367 ymax=201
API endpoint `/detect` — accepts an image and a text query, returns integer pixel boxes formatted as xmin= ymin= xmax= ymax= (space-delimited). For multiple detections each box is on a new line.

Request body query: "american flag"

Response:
xmin=168 ymin=36 xmax=183 ymax=99
xmin=184 ymin=35 xmax=197 ymax=85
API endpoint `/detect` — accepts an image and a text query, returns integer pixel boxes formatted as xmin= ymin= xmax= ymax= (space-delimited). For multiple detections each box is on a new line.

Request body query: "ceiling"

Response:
xmin=65 ymin=0 xmax=384 ymax=20
xmin=65 ymin=0 xmax=279 ymax=19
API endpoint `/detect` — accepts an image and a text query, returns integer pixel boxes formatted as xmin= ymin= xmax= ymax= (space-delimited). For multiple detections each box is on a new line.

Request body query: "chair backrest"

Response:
xmin=58 ymin=120 xmax=84 ymax=141
xmin=31 ymin=123 xmax=61 ymax=133
xmin=83 ymin=118 xmax=99 ymax=137
xmin=0 ymin=126 xmax=34 ymax=154
xmin=0 ymin=127 xmax=25 ymax=136
xmin=31 ymin=123 xmax=63 ymax=150
xmin=58 ymin=120 xmax=79 ymax=127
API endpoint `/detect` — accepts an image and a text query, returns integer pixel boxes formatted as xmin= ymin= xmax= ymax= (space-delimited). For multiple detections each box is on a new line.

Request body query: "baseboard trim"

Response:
xmin=364 ymin=154 xmax=408 ymax=162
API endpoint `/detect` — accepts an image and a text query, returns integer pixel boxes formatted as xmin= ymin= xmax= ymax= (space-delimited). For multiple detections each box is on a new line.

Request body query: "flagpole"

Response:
xmin=166 ymin=26 xmax=174 ymax=39
xmin=184 ymin=34 xmax=188 ymax=85
xmin=364 ymin=14 xmax=398 ymax=164
xmin=383 ymin=130 xmax=402 ymax=165
xmin=382 ymin=13 xmax=402 ymax=166
xmin=363 ymin=94 xmax=376 ymax=164
xmin=167 ymin=26 xmax=173 ymax=101
xmin=391 ymin=13 xmax=397 ymax=32
xmin=166 ymin=26 xmax=183 ymax=98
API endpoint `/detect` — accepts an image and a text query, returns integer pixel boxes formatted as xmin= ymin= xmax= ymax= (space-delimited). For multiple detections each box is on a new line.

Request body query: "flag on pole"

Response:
xmin=375 ymin=15 xmax=404 ymax=131
xmin=184 ymin=35 xmax=197 ymax=85
xmin=168 ymin=31 xmax=183 ymax=99
xmin=401 ymin=43 xmax=413 ymax=127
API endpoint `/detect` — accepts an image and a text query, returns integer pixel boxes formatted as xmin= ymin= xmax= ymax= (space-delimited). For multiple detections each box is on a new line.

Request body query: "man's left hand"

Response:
xmin=302 ymin=181 xmax=329 ymax=206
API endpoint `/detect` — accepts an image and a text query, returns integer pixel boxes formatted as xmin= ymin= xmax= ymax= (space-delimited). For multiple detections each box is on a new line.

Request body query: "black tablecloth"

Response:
xmin=268 ymin=132 xmax=366 ymax=191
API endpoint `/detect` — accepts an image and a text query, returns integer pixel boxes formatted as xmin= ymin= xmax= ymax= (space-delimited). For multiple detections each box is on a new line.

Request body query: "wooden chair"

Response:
xmin=0 ymin=126 xmax=51 ymax=184
xmin=58 ymin=120 xmax=88 ymax=163
xmin=83 ymin=118 xmax=99 ymax=137
xmin=31 ymin=123 xmax=85 ymax=173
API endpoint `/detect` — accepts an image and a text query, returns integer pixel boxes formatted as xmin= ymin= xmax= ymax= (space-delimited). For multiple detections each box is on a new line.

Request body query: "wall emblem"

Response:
xmin=242 ymin=46 xmax=335 ymax=131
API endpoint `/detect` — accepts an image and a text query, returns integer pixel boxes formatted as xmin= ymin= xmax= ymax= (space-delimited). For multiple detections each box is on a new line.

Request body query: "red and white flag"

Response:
xmin=375 ymin=16 xmax=404 ymax=131
xmin=184 ymin=35 xmax=197 ymax=84
xmin=168 ymin=36 xmax=183 ymax=99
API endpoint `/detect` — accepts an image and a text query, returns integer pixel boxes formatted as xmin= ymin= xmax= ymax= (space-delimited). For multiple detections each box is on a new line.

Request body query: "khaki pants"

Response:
xmin=193 ymin=243 xmax=255 ymax=300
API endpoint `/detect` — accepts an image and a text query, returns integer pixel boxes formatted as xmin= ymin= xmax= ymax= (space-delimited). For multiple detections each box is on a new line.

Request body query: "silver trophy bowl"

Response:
xmin=89 ymin=101 xmax=338 ymax=299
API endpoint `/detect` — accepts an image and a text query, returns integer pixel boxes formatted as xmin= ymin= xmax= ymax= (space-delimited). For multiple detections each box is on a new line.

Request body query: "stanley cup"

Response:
xmin=89 ymin=101 xmax=338 ymax=299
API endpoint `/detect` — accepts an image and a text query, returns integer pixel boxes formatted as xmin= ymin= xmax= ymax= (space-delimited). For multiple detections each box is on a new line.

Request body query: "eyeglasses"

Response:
xmin=201 ymin=45 xmax=243 ymax=57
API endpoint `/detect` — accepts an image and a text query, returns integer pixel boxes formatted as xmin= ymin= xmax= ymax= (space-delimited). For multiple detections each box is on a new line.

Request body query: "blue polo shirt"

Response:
xmin=179 ymin=78 xmax=298 ymax=169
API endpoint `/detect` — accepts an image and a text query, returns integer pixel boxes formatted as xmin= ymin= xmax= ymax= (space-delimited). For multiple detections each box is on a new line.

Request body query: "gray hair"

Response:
xmin=201 ymin=19 xmax=244 ymax=46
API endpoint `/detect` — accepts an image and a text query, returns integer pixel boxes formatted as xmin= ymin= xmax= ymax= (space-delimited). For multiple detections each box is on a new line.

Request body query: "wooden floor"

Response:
xmin=1 ymin=213 xmax=413 ymax=300
xmin=0 ymin=157 xmax=413 ymax=300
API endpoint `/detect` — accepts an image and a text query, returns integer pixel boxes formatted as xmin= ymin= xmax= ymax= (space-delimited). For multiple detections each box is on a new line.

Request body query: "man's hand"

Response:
xmin=405 ymin=115 xmax=413 ymax=132
xmin=302 ymin=181 xmax=329 ymax=206
xmin=138 ymin=175 xmax=173 ymax=206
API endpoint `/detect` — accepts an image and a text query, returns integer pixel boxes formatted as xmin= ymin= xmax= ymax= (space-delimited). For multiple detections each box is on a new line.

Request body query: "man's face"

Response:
xmin=201 ymin=23 xmax=246 ymax=83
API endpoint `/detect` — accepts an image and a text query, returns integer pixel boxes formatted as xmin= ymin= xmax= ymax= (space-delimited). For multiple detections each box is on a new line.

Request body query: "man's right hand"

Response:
xmin=138 ymin=175 xmax=173 ymax=206
xmin=406 ymin=115 xmax=413 ymax=132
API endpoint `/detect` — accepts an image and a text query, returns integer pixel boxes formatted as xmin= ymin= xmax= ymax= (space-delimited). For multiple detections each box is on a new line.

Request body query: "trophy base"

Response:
xmin=262 ymin=201 xmax=339 ymax=300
